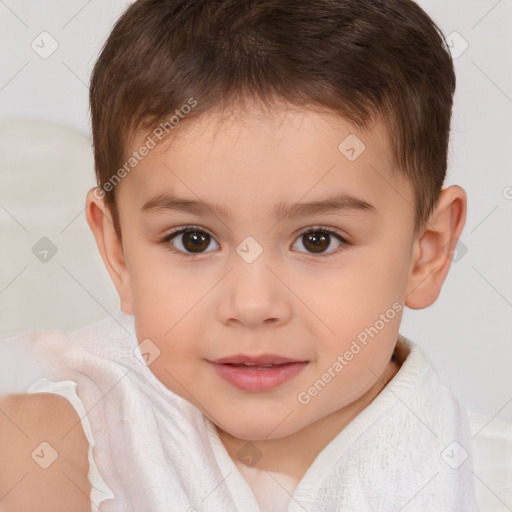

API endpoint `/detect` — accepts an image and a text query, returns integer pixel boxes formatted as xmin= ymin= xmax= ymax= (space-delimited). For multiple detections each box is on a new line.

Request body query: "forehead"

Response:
xmin=119 ymin=105 xmax=413 ymax=225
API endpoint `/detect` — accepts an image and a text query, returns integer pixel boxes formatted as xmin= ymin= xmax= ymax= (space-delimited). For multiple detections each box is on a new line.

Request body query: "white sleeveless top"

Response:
xmin=1 ymin=310 xmax=510 ymax=511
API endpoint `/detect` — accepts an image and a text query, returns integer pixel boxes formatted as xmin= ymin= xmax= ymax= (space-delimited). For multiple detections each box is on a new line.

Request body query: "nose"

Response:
xmin=216 ymin=254 xmax=293 ymax=329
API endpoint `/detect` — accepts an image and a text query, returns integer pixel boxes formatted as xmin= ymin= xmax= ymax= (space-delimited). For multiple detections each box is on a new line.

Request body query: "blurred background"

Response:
xmin=0 ymin=0 xmax=511 ymax=429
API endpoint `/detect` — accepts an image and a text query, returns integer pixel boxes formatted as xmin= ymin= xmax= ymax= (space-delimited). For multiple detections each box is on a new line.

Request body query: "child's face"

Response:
xmin=93 ymin=104 xmax=422 ymax=440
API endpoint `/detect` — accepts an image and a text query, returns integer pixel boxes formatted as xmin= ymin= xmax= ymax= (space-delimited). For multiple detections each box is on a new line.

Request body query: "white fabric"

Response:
xmin=467 ymin=409 xmax=512 ymax=511
xmin=0 ymin=309 xmax=509 ymax=511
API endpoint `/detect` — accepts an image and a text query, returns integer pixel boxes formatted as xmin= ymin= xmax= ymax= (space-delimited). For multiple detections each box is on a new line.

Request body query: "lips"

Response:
xmin=209 ymin=354 xmax=303 ymax=365
xmin=208 ymin=354 xmax=308 ymax=391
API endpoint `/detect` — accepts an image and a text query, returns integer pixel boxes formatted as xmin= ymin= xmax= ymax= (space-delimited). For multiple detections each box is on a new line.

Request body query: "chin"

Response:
xmin=217 ymin=412 xmax=304 ymax=441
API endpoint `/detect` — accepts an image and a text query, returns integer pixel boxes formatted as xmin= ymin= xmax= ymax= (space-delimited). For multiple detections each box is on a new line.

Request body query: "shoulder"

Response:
xmin=0 ymin=312 xmax=134 ymax=394
xmin=0 ymin=392 xmax=91 ymax=511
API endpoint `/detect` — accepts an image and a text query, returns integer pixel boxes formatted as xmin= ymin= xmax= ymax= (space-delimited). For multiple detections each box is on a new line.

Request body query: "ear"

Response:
xmin=405 ymin=185 xmax=467 ymax=309
xmin=85 ymin=188 xmax=134 ymax=315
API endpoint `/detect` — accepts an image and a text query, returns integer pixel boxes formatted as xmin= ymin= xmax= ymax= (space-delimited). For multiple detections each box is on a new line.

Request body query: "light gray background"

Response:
xmin=1 ymin=0 xmax=511 ymax=426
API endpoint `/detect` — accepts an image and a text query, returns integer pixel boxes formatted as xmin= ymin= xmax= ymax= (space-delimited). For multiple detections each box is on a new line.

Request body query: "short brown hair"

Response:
xmin=89 ymin=0 xmax=456 ymax=239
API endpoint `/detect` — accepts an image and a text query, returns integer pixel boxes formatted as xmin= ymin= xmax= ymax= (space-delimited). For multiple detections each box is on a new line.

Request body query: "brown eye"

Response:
xmin=292 ymin=228 xmax=346 ymax=256
xmin=180 ymin=231 xmax=211 ymax=252
xmin=302 ymin=232 xmax=330 ymax=253
xmin=164 ymin=228 xmax=219 ymax=255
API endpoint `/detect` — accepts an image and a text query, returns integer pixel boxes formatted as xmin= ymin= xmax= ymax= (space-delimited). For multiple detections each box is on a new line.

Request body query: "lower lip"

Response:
xmin=209 ymin=362 xmax=308 ymax=391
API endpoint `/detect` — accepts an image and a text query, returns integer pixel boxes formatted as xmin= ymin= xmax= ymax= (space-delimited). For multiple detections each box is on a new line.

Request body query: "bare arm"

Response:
xmin=0 ymin=392 xmax=91 ymax=512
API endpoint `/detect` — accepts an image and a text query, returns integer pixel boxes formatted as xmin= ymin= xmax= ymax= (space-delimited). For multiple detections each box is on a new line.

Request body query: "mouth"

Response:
xmin=209 ymin=354 xmax=305 ymax=365
xmin=223 ymin=362 xmax=290 ymax=368
xmin=208 ymin=355 xmax=308 ymax=391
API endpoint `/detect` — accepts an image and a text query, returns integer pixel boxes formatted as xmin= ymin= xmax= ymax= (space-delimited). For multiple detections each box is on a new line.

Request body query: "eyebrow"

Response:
xmin=141 ymin=191 xmax=377 ymax=220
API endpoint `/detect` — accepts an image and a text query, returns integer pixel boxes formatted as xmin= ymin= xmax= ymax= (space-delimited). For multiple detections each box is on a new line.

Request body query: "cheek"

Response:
xmin=309 ymin=253 xmax=404 ymax=336
xmin=345 ymin=237 xmax=410 ymax=304
xmin=133 ymin=303 xmax=204 ymax=404
xmin=304 ymin=251 xmax=405 ymax=402
xmin=309 ymin=309 xmax=402 ymax=412
xmin=130 ymin=270 xmax=212 ymax=365
xmin=128 ymin=247 xmax=202 ymax=319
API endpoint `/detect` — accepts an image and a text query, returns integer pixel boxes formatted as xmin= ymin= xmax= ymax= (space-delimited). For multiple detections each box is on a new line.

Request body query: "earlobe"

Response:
xmin=85 ymin=188 xmax=134 ymax=315
xmin=405 ymin=186 xmax=467 ymax=310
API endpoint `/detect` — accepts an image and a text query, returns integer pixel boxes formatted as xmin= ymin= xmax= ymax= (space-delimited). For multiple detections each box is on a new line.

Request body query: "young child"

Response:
xmin=1 ymin=0 xmax=508 ymax=511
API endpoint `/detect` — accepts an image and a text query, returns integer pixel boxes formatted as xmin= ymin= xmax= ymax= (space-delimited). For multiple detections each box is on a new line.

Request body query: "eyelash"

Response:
xmin=159 ymin=224 xmax=350 ymax=259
